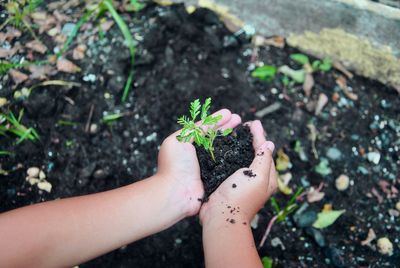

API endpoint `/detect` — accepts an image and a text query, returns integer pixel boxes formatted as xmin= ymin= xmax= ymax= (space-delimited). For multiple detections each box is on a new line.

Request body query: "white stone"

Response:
xmin=367 ymin=152 xmax=381 ymax=164
xmin=39 ymin=170 xmax=46 ymax=180
xmin=37 ymin=181 xmax=52 ymax=193
xmin=27 ymin=167 xmax=40 ymax=178
xmin=335 ymin=174 xmax=350 ymax=191
xmin=377 ymin=237 xmax=393 ymax=256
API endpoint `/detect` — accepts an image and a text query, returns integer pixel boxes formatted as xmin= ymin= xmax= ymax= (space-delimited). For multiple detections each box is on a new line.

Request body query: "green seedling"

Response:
xmin=290 ymin=53 xmax=332 ymax=73
xmin=1 ymin=0 xmax=43 ymax=40
xmin=102 ymin=112 xmax=124 ymax=123
xmin=0 ymin=150 xmax=14 ymax=156
xmin=0 ymin=60 xmax=47 ymax=76
xmin=0 ymin=109 xmax=39 ymax=144
xmin=177 ymin=98 xmax=232 ymax=161
xmin=259 ymin=187 xmax=303 ymax=248
xmin=271 ymin=187 xmax=304 ymax=223
xmin=251 ymin=65 xmax=277 ymax=81
xmin=59 ymin=0 xmax=139 ymax=102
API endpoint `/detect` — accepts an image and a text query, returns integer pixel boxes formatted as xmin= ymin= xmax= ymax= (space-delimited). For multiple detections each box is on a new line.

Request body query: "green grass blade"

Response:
xmin=103 ymin=0 xmax=136 ymax=102
xmin=58 ymin=10 xmax=93 ymax=58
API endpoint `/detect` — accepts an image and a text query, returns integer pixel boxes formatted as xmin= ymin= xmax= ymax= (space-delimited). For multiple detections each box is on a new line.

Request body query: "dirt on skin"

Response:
xmin=0 ymin=2 xmax=400 ymax=268
xmin=196 ymin=125 xmax=254 ymax=200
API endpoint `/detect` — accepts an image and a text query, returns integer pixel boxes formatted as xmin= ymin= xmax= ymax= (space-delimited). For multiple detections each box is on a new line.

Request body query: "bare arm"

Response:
xmin=200 ymin=120 xmax=278 ymax=268
xmin=0 ymin=109 xmax=240 ymax=268
xmin=0 ymin=174 xmax=188 ymax=267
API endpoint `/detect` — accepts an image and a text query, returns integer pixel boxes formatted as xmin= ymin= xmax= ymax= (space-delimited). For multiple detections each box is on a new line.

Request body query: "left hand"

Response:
xmin=156 ymin=109 xmax=242 ymax=218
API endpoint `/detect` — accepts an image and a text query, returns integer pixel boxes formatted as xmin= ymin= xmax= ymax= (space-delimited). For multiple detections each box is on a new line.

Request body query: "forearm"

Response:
xmin=202 ymin=206 xmax=263 ymax=268
xmin=0 ymin=174 xmax=185 ymax=267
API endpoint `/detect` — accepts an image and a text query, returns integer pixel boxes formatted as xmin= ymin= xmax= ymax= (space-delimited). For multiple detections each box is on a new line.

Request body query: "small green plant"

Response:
xmin=102 ymin=112 xmax=124 ymax=123
xmin=0 ymin=109 xmax=39 ymax=144
xmin=270 ymin=187 xmax=303 ymax=223
xmin=177 ymin=98 xmax=232 ymax=161
xmin=290 ymin=53 xmax=332 ymax=73
xmin=251 ymin=65 xmax=277 ymax=81
xmin=261 ymin=256 xmax=273 ymax=268
xmin=59 ymin=0 xmax=140 ymax=102
xmin=1 ymin=0 xmax=43 ymax=40
xmin=259 ymin=187 xmax=303 ymax=248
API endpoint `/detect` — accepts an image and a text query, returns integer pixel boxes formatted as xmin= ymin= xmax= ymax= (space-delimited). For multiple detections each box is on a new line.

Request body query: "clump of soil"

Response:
xmin=196 ymin=126 xmax=254 ymax=199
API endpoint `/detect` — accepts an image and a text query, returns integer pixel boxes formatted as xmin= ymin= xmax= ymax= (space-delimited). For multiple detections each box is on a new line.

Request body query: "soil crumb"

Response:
xmin=243 ymin=169 xmax=256 ymax=177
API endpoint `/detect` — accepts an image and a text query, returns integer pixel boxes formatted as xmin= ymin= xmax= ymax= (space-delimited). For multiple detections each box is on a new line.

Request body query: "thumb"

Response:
xmin=249 ymin=141 xmax=275 ymax=179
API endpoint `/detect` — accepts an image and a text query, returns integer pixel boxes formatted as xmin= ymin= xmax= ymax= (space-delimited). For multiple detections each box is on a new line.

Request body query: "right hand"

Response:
xmin=199 ymin=120 xmax=278 ymax=225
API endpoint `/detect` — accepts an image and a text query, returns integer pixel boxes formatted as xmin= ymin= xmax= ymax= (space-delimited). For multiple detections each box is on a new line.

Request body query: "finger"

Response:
xmin=172 ymin=109 xmax=232 ymax=138
xmin=248 ymin=120 xmax=267 ymax=150
xmin=267 ymin=159 xmax=278 ymax=194
xmin=249 ymin=141 xmax=275 ymax=179
xmin=218 ymin=114 xmax=241 ymax=131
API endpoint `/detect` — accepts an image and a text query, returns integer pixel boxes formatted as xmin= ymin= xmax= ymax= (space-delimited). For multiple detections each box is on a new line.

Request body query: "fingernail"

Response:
xmin=260 ymin=141 xmax=275 ymax=153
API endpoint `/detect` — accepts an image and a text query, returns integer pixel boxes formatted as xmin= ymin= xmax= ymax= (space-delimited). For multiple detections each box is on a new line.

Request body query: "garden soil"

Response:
xmin=1 ymin=2 xmax=399 ymax=267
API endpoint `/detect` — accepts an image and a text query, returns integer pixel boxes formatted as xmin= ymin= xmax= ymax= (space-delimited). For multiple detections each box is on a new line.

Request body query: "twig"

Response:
xmin=259 ymin=215 xmax=278 ymax=248
xmin=85 ymin=104 xmax=94 ymax=133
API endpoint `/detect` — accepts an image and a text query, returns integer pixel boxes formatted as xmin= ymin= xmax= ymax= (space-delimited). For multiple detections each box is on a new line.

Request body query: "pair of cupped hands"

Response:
xmin=156 ymin=109 xmax=278 ymax=225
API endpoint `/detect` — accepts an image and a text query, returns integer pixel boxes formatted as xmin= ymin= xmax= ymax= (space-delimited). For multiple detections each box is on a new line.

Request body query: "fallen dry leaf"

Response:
xmin=336 ymin=75 xmax=358 ymax=101
xmin=25 ymin=40 xmax=48 ymax=54
xmin=303 ymin=73 xmax=314 ymax=97
xmin=30 ymin=12 xmax=47 ymax=21
xmin=28 ymin=64 xmax=56 ymax=80
xmin=315 ymin=93 xmax=328 ymax=115
xmin=307 ymin=186 xmax=325 ymax=203
xmin=264 ymin=36 xmax=285 ymax=48
xmin=54 ymin=34 xmax=67 ymax=44
xmin=361 ymin=228 xmax=377 ymax=246
xmin=9 ymin=69 xmax=29 ymax=85
xmin=252 ymin=35 xmax=285 ymax=48
xmin=57 ymin=58 xmax=81 ymax=73
xmin=371 ymin=187 xmax=384 ymax=203
xmin=100 ymin=20 xmax=115 ymax=32
xmin=277 ymin=172 xmax=293 ymax=195
xmin=72 ymin=44 xmax=87 ymax=60
xmin=333 ymin=61 xmax=353 ymax=79
xmin=1 ymin=27 xmax=21 ymax=42
xmin=0 ymin=48 xmax=13 ymax=58
xmin=53 ymin=10 xmax=72 ymax=23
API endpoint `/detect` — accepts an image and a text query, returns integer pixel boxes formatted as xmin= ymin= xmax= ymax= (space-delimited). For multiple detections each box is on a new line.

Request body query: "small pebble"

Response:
xmin=89 ymin=123 xmax=98 ymax=134
xmin=326 ymin=147 xmax=342 ymax=161
xmin=27 ymin=167 xmax=40 ymax=178
xmin=377 ymin=237 xmax=393 ymax=256
xmin=396 ymin=201 xmax=400 ymax=212
xmin=39 ymin=170 xmax=46 ymax=180
xmin=367 ymin=152 xmax=381 ymax=164
xmin=335 ymin=174 xmax=350 ymax=191
xmin=37 ymin=181 xmax=52 ymax=193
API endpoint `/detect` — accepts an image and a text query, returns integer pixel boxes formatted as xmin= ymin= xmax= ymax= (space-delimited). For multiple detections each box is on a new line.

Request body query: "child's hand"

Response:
xmin=156 ymin=109 xmax=242 ymax=218
xmin=199 ymin=120 xmax=277 ymax=225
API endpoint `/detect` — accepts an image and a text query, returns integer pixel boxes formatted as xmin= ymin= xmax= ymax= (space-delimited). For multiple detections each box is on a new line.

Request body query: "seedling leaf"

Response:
xmin=262 ymin=256 xmax=273 ymax=268
xmin=251 ymin=65 xmax=277 ymax=81
xmin=190 ymin=99 xmax=201 ymax=120
xmin=290 ymin=53 xmax=310 ymax=65
xmin=222 ymin=128 xmax=232 ymax=136
xmin=313 ymin=209 xmax=345 ymax=229
xmin=319 ymin=58 xmax=332 ymax=72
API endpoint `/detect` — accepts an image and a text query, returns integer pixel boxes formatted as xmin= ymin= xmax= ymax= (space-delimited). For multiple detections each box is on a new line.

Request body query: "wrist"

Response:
xmin=201 ymin=201 xmax=251 ymax=229
xmin=152 ymin=172 xmax=201 ymax=222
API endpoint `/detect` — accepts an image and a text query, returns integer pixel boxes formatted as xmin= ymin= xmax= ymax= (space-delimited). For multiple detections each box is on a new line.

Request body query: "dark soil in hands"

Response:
xmin=196 ymin=126 xmax=254 ymax=200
